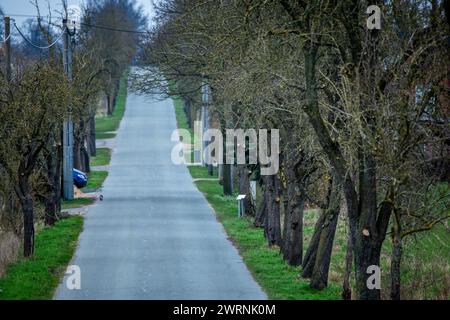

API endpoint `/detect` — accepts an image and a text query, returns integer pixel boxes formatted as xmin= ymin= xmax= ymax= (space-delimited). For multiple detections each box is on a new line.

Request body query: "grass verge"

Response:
xmin=96 ymin=73 xmax=128 ymax=138
xmin=173 ymin=96 xmax=192 ymax=135
xmin=82 ymin=171 xmax=108 ymax=190
xmin=96 ymin=132 xmax=116 ymax=140
xmin=188 ymin=165 xmax=218 ymax=179
xmin=172 ymin=95 xmax=203 ymax=163
xmin=90 ymin=148 xmax=112 ymax=167
xmin=0 ymin=216 xmax=83 ymax=300
xmin=61 ymin=198 xmax=95 ymax=210
xmin=189 ymin=166 xmax=340 ymax=299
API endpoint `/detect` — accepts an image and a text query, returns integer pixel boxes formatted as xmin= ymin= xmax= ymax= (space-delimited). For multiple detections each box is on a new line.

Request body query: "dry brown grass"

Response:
xmin=0 ymin=231 xmax=20 ymax=277
xmin=304 ymin=207 xmax=450 ymax=300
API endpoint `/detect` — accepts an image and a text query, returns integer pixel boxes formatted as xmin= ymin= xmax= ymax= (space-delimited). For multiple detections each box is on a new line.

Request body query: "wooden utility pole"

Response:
xmin=3 ymin=16 xmax=14 ymax=214
xmin=4 ymin=16 xmax=11 ymax=81
xmin=201 ymin=79 xmax=214 ymax=175
xmin=62 ymin=19 xmax=74 ymax=200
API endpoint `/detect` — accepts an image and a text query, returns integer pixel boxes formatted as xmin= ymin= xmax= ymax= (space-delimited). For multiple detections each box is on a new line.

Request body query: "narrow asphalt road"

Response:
xmin=54 ymin=88 xmax=266 ymax=300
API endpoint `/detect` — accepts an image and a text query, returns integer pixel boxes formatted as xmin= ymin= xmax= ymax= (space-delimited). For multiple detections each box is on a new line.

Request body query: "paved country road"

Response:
xmin=54 ymin=87 xmax=266 ymax=300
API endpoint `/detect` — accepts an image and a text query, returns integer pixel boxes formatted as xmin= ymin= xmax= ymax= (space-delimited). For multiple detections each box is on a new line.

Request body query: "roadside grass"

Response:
xmin=0 ymin=216 xmax=83 ymax=300
xmin=188 ymin=165 xmax=218 ymax=179
xmin=96 ymin=74 xmax=127 ymax=138
xmin=173 ymin=96 xmax=193 ymax=163
xmin=96 ymin=132 xmax=116 ymax=140
xmin=89 ymin=73 xmax=127 ymax=191
xmin=173 ymin=96 xmax=192 ymax=135
xmin=61 ymin=198 xmax=95 ymax=210
xmin=90 ymin=148 xmax=111 ymax=167
xmin=397 ymin=225 xmax=450 ymax=299
xmin=172 ymin=95 xmax=203 ymax=164
xmin=190 ymin=167 xmax=341 ymax=299
xmin=379 ymin=183 xmax=449 ymax=299
xmin=302 ymin=190 xmax=450 ymax=300
xmin=82 ymin=171 xmax=108 ymax=190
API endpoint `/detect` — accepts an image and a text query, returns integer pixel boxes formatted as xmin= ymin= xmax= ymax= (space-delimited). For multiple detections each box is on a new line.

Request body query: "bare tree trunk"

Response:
xmin=218 ymin=164 xmax=223 ymax=185
xmin=106 ymin=93 xmax=113 ymax=116
xmin=22 ymin=196 xmax=34 ymax=257
xmin=223 ymin=164 xmax=233 ymax=196
xmin=231 ymin=165 xmax=237 ymax=187
xmin=222 ymin=132 xmax=233 ymax=195
xmin=15 ymin=173 xmax=34 ymax=257
xmin=283 ymin=193 xmax=305 ymax=266
xmin=73 ymin=137 xmax=82 ymax=170
xmin=238 ymin=164 xmax=254 ymax=216
xmin=254 ymin=178 xmax=268 ymax=227
xmin=282 ymin=182 xmax=291 ymax=243
xmin=302 ymin=211 xmax=326 ymax=278
xmin=81 ymin=143 xmax=90 ymax=173
xmin=354 ymin=242 xmax=383 ymax=300
xmin=190 ymin=101 xmax=197 ymax=130
xmin=302 ymin=177 xmax=334 ymax=278
xmin=282 ymin=163 xmax=306 ymax=266
xmin=183 ymin=98 xmax=192 ymax=128
xmin=73 ymin=119 xmax=90 ymax=173
xmin=310 ymin=179 xmax=340 ymax=289
xmin=87 ymin=113 xmax=96 ymax=156
xmin=265 ymin=174 xmax=282 ymax=247
xmin=44 ymin=140 xmax=59 ymax=226
xmin=55 ymin=142 xmax=62 ymax=214
xmin=342 ymin=222 xmax=353 ymax=300
xmin=44 ymin=191 xmax=57 ymax=226
xmin=354 ymin=152 xmax=385 ymax=300
xmin=390 ymin=211 xmax=402 ymax=300
xmin=109 ymin=82 xmax=119 ymax=115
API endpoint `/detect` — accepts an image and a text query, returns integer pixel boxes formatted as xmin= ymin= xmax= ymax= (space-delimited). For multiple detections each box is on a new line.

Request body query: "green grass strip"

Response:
xmin=188 ymin=165 xmax=218 ymax=179
xmin=95 ymin=132 xmax=116 ymax=140
xmin=82 ymin=171 xmax=108 ymax=190
xmin=189 ymin=166 xmax=340 ymax=299
xmin=61 ymin=198 xmax=95 ymax=209
xmin=173 ymin=95 xmax=193 ymax=135
xmin=90 ymin=148 xmax=112 ymax=167
xmin=96 ymin=73 xmax=128 ymax=137
xmin=0 ymin=216 xmax=84 ymax=300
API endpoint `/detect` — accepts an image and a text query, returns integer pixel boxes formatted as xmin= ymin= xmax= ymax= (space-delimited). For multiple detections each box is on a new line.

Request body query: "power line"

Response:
xmin=1 ymin=13 xmax=53 ymax=18
xmin=13 ymin=22 xmax=65 ymax=49
xmin=0 ymin=32 xmax=12 ymax=43
xmin=1 ymin=14 xmax=148 ymax=34
xmin=1 ymin=13 xmax=57 ymax=23
xmin=2 ymin=13 xmax=147 ymax=34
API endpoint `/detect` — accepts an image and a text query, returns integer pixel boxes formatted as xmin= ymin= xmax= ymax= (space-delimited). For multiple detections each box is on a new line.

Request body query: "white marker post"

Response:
xmin=236 ymin=194 xmax=246 ymax=218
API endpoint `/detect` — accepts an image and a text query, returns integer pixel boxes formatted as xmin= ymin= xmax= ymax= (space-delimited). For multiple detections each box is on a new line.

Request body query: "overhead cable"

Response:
xmin=13 ymin=22 xmax=65 ymax=49
xmin=0 ymin=32 xmax=12 ymax=43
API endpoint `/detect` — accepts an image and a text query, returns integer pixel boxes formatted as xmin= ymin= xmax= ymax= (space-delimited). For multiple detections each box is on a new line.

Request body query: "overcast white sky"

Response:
xmin=0 ymin=0 xmax=154 ymax=26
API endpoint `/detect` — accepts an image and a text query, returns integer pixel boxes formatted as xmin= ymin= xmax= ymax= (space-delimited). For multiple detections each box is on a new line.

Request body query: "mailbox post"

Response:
xmin=236 ymin=194 xmax=246 ymax=218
